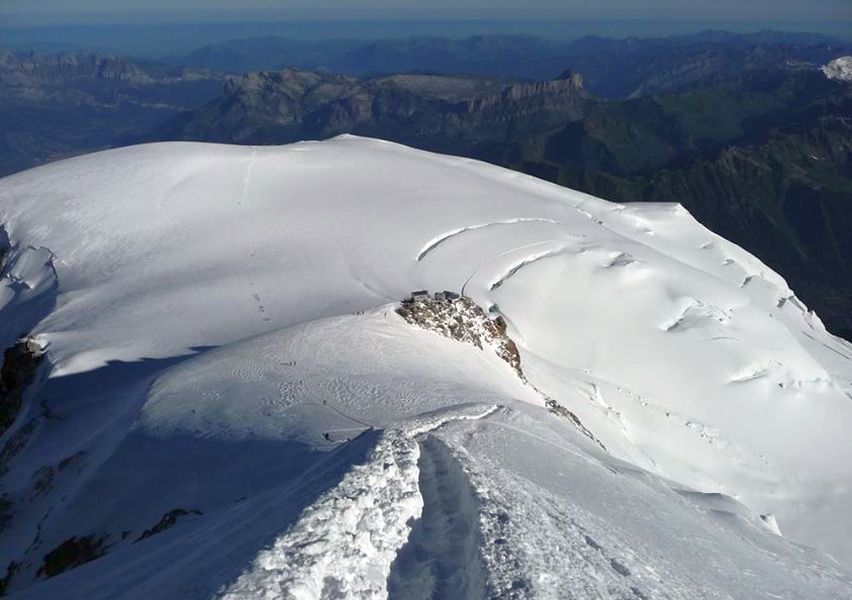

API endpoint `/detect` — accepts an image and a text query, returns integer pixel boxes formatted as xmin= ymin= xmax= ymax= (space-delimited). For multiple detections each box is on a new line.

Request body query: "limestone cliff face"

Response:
xmin=0 ymin=51 xmax=154 ymax=85
xmin=0 ymin=49 xmax=224 ymax=106
xmin=464 ymin=71 xmax=586 ymax=115
xmin=166 ymin=68 xmax=589 ymax=146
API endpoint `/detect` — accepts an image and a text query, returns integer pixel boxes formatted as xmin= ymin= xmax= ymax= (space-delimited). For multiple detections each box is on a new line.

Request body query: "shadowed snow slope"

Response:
xmin=0 ymin=136 xmax=851 ymax=598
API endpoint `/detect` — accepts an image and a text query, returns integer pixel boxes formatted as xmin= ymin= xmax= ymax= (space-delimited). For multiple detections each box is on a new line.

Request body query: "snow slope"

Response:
xmin=1 ymin=136 xmax=851 ymax=598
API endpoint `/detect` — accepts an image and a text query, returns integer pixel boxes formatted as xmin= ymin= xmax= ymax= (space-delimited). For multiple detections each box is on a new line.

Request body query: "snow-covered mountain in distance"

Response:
xmin=822 ymin=56 xmax=852 ymax=81
xmin=1 ymin=136 xmax=851 ymax=599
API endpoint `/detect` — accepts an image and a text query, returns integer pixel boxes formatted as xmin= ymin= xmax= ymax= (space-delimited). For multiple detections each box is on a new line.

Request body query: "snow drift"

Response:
xmin=0 ymin=136 xmax=851 ymax=598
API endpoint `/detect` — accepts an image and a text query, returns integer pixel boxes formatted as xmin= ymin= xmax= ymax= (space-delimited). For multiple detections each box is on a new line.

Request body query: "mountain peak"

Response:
xmin=1 ymin=138 xmax=851 ymax=597
xmin=822 ymin=55 xmax=852 ymax=81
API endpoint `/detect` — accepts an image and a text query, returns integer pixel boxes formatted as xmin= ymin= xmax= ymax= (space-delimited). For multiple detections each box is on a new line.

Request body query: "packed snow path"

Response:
xmin=218 ymin=405 xmax=498 ymax=600
xmin=238 ymin=146 xmax=271 ymax=323
xmin=387 ymin=435 xmax=488 ymax=600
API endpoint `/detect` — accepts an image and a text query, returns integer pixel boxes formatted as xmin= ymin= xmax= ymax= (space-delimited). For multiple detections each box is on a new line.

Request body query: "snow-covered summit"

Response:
xmin=1 ymin=136 xmax=851 ymax=598
xmin=822 ymin=56 xmax=852 ymax=81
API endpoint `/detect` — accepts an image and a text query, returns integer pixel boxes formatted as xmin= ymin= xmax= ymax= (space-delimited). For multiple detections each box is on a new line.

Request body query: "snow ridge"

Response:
xmin=218 ymin=404 xmax=498 ymax=600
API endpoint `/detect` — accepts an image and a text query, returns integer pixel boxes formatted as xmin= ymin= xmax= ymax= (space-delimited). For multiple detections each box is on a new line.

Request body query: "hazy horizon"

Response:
xmin=2 ymin=0 xmax=851 ymax=23
xmin=2 ymin=0 xmax=850 ymax=56
xmin=2 ymin=16 xmax=851 ymax=58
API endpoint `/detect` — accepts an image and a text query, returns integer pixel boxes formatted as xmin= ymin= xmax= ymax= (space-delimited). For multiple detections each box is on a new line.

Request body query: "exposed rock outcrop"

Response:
xmin=396 ymin=295 xmax=521 ymax=377
xmin=396 ymin=294 xmax=604 ymax=448
xmin=464 ymin=70 xmax=586 ymax=119
xmin=36 ymin=535 xmax=108 ymax=579
xmin=135 ymin=508 xmax=203 ymax=542
xmin=0 ymin=339 xmax=45 ymax=437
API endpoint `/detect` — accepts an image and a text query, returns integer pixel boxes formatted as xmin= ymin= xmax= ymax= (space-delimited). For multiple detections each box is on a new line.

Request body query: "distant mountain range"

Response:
xmin=518 ymin=72 xmax=852 ymax=339
xmin=4 ymin=30 xmax=848 ymax=176
xmin=152 ymin=69 xmax=587 ymax=161
xmin=153 ymin=58 xmax=852 ymax=339
xmin=175 ymin=30 xmax=851 ymax=98
xmin=1 ymin=30 xmax=851 ymax=338
xmin=0 ymin=49 xmax=225 ymax=176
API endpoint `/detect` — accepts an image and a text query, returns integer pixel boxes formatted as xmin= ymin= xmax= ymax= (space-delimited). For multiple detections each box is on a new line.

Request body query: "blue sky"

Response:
xmin=2 ymin=0 xmax=850 ymax=25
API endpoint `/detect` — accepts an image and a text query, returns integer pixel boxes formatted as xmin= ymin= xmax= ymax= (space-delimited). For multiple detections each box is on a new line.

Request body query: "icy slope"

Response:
xmin=0 ymin=136 xmax=851 ymax=598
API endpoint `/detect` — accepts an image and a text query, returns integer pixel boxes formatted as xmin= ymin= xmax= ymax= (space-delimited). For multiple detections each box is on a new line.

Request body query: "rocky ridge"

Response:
xmin=0 ymin=339 xmax=45 ymax=438
xmin=396 ymin=294 xmax=522 ymax=377
xmin=396 ymin=293 xmax=603 ymax=447
xmin=156 ymin=68 xmax=589 ymax=147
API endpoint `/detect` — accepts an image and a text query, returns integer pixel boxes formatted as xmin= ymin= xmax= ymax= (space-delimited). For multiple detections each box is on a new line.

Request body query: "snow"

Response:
xmin=218 ymin=405 xmax=498 ymax=600
xmin=822 ymin=56 xmax=852 ymax=81
xmin=1 ymin=136 xmax=851 ymax=598
xmin=431 ymin=406 xmax=852 ymax=599
xmin=217 ymin=428 xmax=422 ymax=600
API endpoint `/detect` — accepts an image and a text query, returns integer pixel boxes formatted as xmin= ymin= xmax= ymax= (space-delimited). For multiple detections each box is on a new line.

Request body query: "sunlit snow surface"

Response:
xmin=1 ymin=137 xmax=851 ymax=598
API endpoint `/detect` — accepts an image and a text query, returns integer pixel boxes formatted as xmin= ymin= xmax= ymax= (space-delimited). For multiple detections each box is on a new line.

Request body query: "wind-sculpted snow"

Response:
xmin=415 ymin=218 xmax=568 ymax=261
xmin=218 ymin=406 xmax=499 ymax=600
xmin=488 ymin=243 xmax=572 ymax=291
xmin=218 ymin=429 xmax=421 ymax=600
xmin=0 ymin=136 xmax=851 ymax=597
